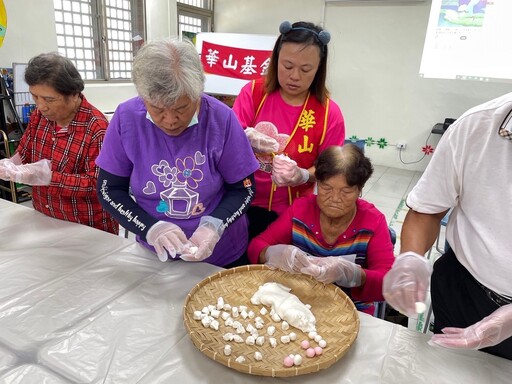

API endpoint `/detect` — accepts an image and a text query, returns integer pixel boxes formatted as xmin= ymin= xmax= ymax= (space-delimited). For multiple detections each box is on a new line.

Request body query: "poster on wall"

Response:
xmin=0 ymin=0 xmax=7 ymax=47
xmin=195 ymin=32 xmax=276 ymax=96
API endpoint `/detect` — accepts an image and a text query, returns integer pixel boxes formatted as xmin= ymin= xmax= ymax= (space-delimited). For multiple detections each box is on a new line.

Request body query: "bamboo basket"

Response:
xmin=183 ymin=265 xmax=359 ymax=377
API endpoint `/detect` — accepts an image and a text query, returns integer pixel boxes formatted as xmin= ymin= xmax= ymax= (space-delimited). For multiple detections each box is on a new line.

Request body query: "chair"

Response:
xmin=434 ymin=210 xmax=451 ymax=254
xmin=374 ymin=227 xmax=397 ymax=319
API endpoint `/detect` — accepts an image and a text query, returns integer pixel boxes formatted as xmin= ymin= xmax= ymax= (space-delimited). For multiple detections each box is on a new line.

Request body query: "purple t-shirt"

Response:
xmin=96 ymin=94 xmax=259 ymax=266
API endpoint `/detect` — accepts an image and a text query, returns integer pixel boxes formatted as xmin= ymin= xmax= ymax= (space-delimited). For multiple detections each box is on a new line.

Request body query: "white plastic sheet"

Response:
xmin=0 ymin=200 xmax=511 ymax=383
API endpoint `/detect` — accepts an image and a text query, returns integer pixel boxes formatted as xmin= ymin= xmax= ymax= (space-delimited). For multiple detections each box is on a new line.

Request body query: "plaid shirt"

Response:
xmin=17 ymin=95 xmax=118 ymax=234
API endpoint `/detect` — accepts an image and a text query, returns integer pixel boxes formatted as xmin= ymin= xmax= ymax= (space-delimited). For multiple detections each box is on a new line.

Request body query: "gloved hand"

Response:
xmin=430 ymin=304 xmax=512 ymax=350
xmin=146 ymin=221 xmax=188 ymax=262
xmin=271 ymin=154 xmax=309 ymax=187
xmin=0 ymin=158 xmax=16 ymax=180
xmin=382 ymin=251 xmax=433 ymax=317
xmin=245 ymin=127 xmax=279 ymax=153
xmin=299 ymin=256 xmax=363 ymax=286
xmin=0 ymin=152 xmax=22 ymax=172
xmin=180 ymin=216 xmax=224 ymax=262
xmin=264 ymin=244 xmax=311 ymax=273
xmin=0 ymin=159 xmax=52 ymax=186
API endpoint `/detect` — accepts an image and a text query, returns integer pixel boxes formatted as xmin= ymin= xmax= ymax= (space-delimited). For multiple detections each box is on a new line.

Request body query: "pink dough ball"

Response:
xmin=300 ymin=340 xmax=310 ymax=349
xmin=283 ymin=356 xmax=294 ymax=367
xmin=314 ymin=346 xmax=323 ymax=356
xmin=306 ymin=347 xmax=316 ymax=358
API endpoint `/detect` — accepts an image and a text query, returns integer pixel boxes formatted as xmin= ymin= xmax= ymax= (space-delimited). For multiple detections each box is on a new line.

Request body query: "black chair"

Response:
xmin=374 ymin=227 xmax=397 ymax=319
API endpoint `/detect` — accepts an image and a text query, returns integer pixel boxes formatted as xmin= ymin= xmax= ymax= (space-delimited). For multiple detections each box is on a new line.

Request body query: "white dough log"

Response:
xmin=251 ymin=282 xmax=316 ymax=332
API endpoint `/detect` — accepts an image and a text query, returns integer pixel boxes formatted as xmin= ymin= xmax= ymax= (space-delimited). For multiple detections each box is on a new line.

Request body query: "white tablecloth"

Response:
xmin=0 ymin=199 xmax=510 ymax=383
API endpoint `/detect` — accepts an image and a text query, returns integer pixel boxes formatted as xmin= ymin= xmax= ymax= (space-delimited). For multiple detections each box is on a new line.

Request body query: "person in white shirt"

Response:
xmin=383 ymin=92 xmax=512 ymax=360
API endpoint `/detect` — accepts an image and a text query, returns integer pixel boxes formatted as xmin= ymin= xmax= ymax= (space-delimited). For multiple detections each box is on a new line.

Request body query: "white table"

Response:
xmin=0 ymin=199 xmax=510 ymax=383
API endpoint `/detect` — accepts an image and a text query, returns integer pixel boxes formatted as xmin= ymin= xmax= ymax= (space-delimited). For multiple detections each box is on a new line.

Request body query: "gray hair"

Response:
xmin=132 ymin=38 xmax=205 ymax=106
xmin=314 ymin=144 xmax=374 ymax=190
xmin=25 ymin=52 xmax=84 ymax=96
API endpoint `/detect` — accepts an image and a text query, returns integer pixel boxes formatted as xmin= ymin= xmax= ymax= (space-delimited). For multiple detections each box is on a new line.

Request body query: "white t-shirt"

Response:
xmin=407 ymin=92 xmax=512 ymax=296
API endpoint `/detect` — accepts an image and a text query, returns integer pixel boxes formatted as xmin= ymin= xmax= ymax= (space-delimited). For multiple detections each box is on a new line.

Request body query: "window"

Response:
xmin=177 ymin=0 xmax=213 ymax=42
xmin=53 ymin=0 xmax=146 ymax=81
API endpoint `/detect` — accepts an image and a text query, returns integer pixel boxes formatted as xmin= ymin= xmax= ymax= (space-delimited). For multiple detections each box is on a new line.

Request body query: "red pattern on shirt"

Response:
xmin=17 ymin=95 xmax=118 ymax=234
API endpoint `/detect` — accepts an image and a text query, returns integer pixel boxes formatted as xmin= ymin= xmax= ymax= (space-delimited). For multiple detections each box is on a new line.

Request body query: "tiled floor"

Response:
xmin=361 ymin=165 xmax=441 ymax=257
xmin=363 ymin=165 xmax=422 ymax=239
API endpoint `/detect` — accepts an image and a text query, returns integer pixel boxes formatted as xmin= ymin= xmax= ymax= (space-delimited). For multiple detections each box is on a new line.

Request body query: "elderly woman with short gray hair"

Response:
xmin=96 ymin=38 xmax=259 ymax=267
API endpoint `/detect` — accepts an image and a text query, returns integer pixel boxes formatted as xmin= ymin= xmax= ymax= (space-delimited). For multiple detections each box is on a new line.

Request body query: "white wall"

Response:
xmin=214 ymin=0 xmax=511 ymax=170
xmin=0 ymin=0 xmax=179 ymax=112
xmin=2 ymin=0 xmax=510 ymax=170
xmin=0 ymin=0 xmax=57 ymax=61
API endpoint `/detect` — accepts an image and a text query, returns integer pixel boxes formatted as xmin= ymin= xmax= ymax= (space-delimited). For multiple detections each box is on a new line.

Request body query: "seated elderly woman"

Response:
xmin=248 ymin=144 xmax=394 ymax=314
xmin=96 ymin=38 xmax=259 ymax=267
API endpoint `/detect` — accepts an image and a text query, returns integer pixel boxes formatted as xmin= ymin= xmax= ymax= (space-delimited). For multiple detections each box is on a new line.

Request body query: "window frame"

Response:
xmin=53 ymin=0 xmax=147 ymax=83
xmin=177 ymin=1 xmax=214 ymax=42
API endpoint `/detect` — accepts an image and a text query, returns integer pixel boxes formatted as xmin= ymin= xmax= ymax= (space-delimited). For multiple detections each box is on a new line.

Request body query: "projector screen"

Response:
xmin=420 ymin=0 xmax=512 ymax=82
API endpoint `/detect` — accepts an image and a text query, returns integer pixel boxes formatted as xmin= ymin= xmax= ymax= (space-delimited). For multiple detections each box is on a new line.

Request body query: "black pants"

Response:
xmin=247 ymin=206 xmax=279 ymax=241
xmin=431 ymin=248 xmax=512 ymax=360
xmin=223 ymin=206 xmax=278 ymax=269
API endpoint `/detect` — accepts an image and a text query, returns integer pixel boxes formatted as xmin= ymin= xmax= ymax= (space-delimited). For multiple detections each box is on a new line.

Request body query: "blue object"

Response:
xmin=388 ymin=227 xmax=396 ymax=246
xmin=21 ymin=104 xmax=35 ymax=124
xmin=344 ymin=139 xmax=365 ymax=153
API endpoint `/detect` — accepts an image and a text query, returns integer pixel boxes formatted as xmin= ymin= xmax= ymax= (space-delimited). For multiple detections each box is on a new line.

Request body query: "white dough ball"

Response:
xmin=415 ymin=301 xmax=427 ymax=314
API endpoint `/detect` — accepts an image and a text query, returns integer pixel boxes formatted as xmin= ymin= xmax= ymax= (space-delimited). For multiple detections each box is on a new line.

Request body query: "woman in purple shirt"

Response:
xmin=96 ymin=38 xmax=259 ymax=267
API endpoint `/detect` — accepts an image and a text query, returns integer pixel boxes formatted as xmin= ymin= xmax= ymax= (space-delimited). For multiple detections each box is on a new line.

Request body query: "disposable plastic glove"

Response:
xmin=430 ymin=304 xmax=512 ymax=350
xmin=0 ymin=158 xmax=16 ymax=180
xmin=0 ymin=159 xmax=52 ymax=186
xmin=271 ymin=154 xmax=309 ymax=187
xmin=245 ymin=127 xmax=279 ymax=153
xmin=180 ymin=216 xmax=224 ymax=262
xmin=382 ymin=251 xmax=433 ymax=317
xmin=264 ymin=244 xmax=311 ymax=273
xmin=146 ymin=221 xmax=188 ymax=262
xmin=0 ymin=152 xmax=22 ymax=174
xmin=299 ymin=256 xmax=362 ymax=286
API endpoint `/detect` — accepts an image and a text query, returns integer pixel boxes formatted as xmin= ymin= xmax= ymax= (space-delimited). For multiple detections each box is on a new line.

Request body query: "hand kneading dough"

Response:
xmin=251 ymin=282 xmax=316 ymax=332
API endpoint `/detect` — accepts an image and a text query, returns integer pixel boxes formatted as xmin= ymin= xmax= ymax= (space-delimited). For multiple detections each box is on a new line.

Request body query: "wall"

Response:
xmin=2 ymin=0 xmax=510 ymax=170
xmin=0 ymin=0 xmax=179 ymax=112
xmin=214 ymin=0 xmax=511 ymax=170
xmin=0 ymin=0 xmax=57 ymax=61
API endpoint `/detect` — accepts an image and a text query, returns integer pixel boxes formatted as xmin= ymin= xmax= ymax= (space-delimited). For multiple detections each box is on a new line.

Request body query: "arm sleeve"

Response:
xmin=97 ymin=168 xmax=158 ymax=240
xmin=351 ymin=215 xmax=395 ymax=302
xmin=247 ymin=206 xmax=294 ymax=264
xmin=209 ymin=174 xmax=256 ymax=228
